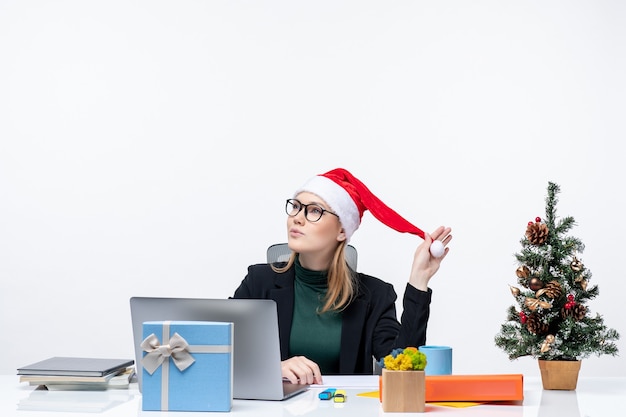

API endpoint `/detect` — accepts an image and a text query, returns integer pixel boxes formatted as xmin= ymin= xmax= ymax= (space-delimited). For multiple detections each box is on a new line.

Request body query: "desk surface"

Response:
xmin=2 ymin=375 xmax=625 ymax=416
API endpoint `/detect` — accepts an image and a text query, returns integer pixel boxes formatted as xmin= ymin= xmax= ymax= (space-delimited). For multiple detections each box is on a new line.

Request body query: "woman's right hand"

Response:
xmin=281 ymin=356 xmax=323 ymax=385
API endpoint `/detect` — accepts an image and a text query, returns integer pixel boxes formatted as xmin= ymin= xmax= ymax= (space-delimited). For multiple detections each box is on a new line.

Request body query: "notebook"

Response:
xmin=129 ymin=297 xmax=309 ymax=401
xmin=17 ymin=357 xmax=134 ymax=377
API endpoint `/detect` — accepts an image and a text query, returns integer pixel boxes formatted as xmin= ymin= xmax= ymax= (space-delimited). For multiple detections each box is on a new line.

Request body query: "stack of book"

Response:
xmin=17 ymin=357 xmax=135 ymax=391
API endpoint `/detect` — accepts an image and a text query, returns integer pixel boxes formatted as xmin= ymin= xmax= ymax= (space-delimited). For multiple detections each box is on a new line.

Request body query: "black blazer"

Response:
xmin=233 ymin=263 xmax=432 ymax=374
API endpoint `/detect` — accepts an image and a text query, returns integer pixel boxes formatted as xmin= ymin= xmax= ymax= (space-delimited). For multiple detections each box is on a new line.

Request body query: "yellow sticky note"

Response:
xmin=357 ymin=391 xmax=380 ymax=398
xmin=429 ymin=402 xmax=486 ymax=408
xmin=356 ymin=391 xmax=484 ymax=408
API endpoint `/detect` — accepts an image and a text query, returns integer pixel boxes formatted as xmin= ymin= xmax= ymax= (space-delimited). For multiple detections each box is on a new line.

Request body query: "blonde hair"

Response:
xmin=271 ymin=241 xmax=356 ymax=313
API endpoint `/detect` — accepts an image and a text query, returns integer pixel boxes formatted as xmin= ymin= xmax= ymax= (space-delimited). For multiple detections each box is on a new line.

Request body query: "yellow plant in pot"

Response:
xmin=379 ymin=347 xmax=427 ymax=412
xmin=494 ymin=183 xmax=620 ymax=390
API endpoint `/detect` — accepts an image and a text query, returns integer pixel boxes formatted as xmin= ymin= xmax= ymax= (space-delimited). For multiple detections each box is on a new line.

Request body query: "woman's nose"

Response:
xmin=293 ymin=209 xmax=306 ymax=224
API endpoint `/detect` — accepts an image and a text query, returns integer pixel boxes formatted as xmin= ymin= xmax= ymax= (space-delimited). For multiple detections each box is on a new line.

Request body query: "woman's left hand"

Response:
xmin=408 ymin=226 xmax=452 ymax=291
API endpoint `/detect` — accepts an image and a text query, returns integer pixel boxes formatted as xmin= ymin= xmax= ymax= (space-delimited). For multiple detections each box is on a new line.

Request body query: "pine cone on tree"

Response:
xmin=526 ymin=312 xmax=549 ymax=335
xmin=562 ymin=303 xmax=587 ymax=321
xmin=537 ymin=280 xmax=563 ymax=299
xmin=526 ymin=222 xmax=549 ymax=245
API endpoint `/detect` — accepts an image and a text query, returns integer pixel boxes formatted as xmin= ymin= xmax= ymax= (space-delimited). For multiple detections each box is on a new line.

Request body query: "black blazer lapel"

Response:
xmin=268 ymin=268 xmax=296 ymax=360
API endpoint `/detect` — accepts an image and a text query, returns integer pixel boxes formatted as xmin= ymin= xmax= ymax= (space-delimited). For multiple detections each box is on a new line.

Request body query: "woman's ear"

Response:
xmin=337 ymin=228 xmax=347 ymax=242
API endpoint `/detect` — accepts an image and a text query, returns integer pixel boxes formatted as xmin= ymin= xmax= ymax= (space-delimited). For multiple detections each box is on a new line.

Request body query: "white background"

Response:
xmin=1 ymin=1 xmax=624 ymax=377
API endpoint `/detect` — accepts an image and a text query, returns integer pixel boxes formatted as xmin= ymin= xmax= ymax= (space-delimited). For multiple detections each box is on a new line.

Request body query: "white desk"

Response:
xmin=2 ymin=375 xmax=625 ymax=416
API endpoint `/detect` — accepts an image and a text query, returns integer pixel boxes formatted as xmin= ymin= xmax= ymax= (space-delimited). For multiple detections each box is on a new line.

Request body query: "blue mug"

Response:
xmin=419 ymin=345 xmax=453 ymax=375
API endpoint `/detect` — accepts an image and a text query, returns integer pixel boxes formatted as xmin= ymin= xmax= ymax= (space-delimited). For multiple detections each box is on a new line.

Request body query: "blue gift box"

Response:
xmin=141 ymin=321 xmax=233 ymax=412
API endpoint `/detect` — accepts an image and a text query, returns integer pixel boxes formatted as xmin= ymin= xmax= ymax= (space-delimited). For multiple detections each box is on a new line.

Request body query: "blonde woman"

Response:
xmin=233 ymin=168 xmax=451 ymax=385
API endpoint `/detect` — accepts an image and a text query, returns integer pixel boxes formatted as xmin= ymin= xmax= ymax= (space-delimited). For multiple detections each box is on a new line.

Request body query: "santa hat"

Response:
xmin=295 ymin=168 xmax=426 ymax=242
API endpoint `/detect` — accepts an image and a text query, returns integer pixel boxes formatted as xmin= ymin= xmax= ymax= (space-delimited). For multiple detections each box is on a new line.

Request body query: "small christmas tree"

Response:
xmin=495 ymin=182 xmax=619 ymax=361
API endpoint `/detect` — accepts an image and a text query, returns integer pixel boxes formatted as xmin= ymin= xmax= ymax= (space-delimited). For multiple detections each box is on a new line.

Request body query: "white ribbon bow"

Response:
xmin=141 ymin=332 xmax=195 ymax=375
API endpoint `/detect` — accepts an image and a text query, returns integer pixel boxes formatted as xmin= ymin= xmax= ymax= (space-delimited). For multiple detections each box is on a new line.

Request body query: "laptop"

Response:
xmin=129 ymin=297 xmax=309 ymax=401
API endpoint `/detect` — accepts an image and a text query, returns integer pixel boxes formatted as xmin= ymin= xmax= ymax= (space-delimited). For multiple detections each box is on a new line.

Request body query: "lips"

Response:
xmin=289 ymin=228 xmax=304 ymax=237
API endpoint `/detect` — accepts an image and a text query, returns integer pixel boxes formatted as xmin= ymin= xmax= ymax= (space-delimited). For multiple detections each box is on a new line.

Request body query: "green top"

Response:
xmin=289 ymin=257 xmax=343 ymax=374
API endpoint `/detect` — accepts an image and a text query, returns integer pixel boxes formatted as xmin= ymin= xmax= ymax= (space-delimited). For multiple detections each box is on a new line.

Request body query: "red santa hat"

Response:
xmin=295 ymin=168 xmax=426 ymax=242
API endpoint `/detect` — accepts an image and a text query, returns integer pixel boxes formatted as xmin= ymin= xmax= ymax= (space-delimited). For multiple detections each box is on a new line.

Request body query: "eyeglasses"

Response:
xmin=285 ymin=199 xmax=339 ymax=223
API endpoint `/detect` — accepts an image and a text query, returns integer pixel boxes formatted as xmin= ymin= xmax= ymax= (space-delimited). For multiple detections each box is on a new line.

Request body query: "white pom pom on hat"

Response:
xmin=294 ymin=168 xmax=427 ymax=243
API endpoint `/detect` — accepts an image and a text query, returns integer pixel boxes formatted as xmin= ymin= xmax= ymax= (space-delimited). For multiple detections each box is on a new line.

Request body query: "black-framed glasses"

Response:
xmin=285 ymin=199 xmax=339 ymax=223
